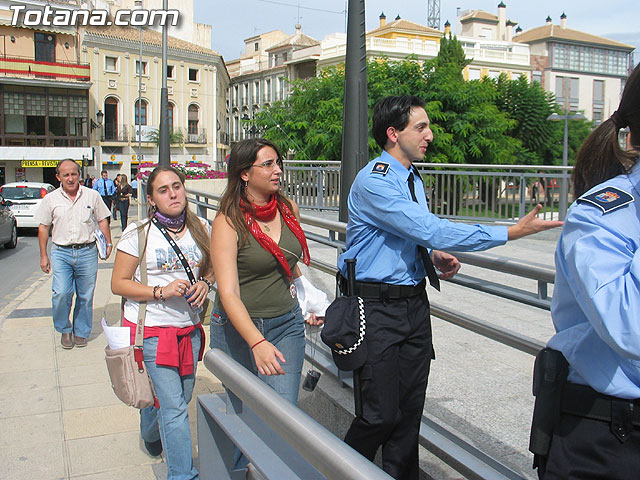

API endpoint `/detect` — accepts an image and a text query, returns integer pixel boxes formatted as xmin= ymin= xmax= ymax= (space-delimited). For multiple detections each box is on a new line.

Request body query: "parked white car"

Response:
xmin=0 ymin=182 xmax=55 ymax=228
xmin=0 ymin=194 xmax=17 ymax=249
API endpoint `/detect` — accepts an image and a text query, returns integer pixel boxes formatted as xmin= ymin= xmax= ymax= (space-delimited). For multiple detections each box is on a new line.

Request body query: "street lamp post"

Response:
xmin=157 ymin=0 xmax=170 ymax=165
xmin=241 ymin=113 xmax=259 ymax=138
xmin=135 ymin=0 xmax=143 ymax=173
xmin=547 ymin=106 xmax=586 ymax=220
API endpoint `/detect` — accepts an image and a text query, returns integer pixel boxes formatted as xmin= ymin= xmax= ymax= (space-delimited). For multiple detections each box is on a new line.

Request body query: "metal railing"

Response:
xmin=282 ymin=161 xmax=573 ymax=221
xmin=185 ymin=187 xmax=552 ymax=480
xmin=198 ymin=349 xmax=394 ymax=480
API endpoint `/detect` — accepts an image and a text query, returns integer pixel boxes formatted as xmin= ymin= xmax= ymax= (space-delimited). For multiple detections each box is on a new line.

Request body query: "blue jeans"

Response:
xmin=210 ymin=304 xmax=305 ymax=405
xmin=140 ymin=330 xmax=201 ymax=480
xmin=50 ymin=243 xmax=98 ymax=339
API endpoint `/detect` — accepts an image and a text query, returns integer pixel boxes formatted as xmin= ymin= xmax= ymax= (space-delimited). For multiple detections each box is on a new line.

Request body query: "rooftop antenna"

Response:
xmin=427 ymin=0 xmax=440 ymax=29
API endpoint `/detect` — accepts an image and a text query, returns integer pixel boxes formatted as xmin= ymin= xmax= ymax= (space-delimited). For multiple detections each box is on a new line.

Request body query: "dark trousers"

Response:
xmin=117 ymin=199 xmax=129 ymax=231
xmin=101 ymin=195 xmax=112 ymax=224
xmin=541 ymin=413 xmax=640 ymax=479
xmin=344 ymin=291 xmax=434 ymax=480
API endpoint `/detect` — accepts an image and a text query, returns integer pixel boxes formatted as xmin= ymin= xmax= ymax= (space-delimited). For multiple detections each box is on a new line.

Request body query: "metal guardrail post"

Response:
xmin=201 ymin=349 xmax=394 ymax=480
xmin=518 ymin=174 xmax=526 ymax=218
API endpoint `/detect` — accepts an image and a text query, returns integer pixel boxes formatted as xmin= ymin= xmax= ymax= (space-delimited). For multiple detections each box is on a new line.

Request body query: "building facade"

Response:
xmin=82 ymin=25 xmax=229 ymax=178
xmin=0 ymin=0 xmax=92 ymax=186
xmin=513 ymin=13 xmax=634 ymax=122
xmin=227 ymin=26 xmax=319 ymax=144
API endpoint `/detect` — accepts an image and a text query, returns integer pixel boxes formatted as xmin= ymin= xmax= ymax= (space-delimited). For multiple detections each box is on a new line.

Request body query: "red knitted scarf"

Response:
xmin=241 ymin=195 xmax=310 ymax=280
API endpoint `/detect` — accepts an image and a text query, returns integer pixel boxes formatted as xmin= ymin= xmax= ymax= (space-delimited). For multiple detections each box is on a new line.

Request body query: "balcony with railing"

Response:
xmin=0 ymin=55 xmax=90 ymax=83
xmin=101 ymin=124 xmax=129 ymax=142
xmin=185 ymin=128 xmax=207 ymax=145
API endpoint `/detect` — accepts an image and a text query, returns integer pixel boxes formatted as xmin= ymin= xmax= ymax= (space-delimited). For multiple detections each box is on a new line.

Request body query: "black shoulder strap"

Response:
xmin=151 ymin=216 xmax=197 ymax=285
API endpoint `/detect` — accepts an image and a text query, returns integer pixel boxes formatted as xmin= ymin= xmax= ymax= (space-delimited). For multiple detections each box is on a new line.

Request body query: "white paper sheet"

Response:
xmin=101 ymin=317 xmax=131 ymax=349
xmin=94 ymin=228 xmax=108 ymax=260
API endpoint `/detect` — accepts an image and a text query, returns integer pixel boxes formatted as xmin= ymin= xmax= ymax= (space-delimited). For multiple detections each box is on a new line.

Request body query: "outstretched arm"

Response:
xmin=508 ymin=204 xmax=564 ymax=240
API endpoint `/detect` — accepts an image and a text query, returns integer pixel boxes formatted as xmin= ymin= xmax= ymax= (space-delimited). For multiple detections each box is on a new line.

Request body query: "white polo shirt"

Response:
xmin=35 ymin=186 xmax=111 ymax=246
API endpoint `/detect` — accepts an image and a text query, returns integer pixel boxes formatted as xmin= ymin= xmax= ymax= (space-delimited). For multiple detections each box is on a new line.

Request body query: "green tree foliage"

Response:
xmin=253 ymin=34 xmax=590 ymax=166
xmin=490 ymin=73 xmax=592 ymax=165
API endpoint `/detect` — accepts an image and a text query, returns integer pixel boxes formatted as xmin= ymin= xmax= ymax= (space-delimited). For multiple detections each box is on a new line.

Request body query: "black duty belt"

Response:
xmin=338 ymin=275 xmax=426 ymax=299
xmin=56 ymin=242 xmax=95 ymax=249
xmin=562 ymin=382 xmax=640 ymax=427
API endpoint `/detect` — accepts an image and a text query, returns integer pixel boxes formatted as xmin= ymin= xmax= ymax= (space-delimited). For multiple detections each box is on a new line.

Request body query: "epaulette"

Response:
xmin=371 ymin=161 xmax=390 ymax=175
xmin=577 ymin=186 xmax=634 ymax=214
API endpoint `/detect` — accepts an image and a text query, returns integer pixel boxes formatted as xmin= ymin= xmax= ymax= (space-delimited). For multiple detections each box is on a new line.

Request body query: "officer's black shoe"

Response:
xmin=144 ymin=439 xmax=163 ymax=456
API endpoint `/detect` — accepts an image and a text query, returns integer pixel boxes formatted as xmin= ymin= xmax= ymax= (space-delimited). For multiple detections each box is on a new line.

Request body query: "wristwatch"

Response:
xmin=107 ymin=243 xmax=113 ymax=247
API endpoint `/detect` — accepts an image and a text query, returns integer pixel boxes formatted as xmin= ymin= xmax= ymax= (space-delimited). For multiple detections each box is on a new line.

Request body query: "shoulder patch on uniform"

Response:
xmin=577 ymin=186 xmax=634 ymax=214
xmin=371 ymin=161 xmax=390 ymax=175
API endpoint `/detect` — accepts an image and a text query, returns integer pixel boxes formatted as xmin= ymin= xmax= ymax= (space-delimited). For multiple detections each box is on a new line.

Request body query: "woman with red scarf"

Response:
xmin=210 ymin=138 xmax=323 ymax=405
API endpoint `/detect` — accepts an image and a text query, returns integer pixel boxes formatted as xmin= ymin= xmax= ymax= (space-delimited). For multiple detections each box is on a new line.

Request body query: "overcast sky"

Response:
xmin=193 ymin=0 xmax=639 ymax=65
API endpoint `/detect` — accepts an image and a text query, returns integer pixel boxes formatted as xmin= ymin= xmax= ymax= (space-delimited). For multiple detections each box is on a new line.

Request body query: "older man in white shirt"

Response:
xmin=36 ymin=159 xmax=112 ymax=349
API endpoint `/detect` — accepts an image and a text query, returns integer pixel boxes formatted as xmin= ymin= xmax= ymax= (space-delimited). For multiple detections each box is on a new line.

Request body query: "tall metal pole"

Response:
xmin=339 ymin=0 xmax=368 ymax=225
xmin=137 ymin=1 xmax=143 ymax=173
xmin=559 ymin=105 xmax=569 ymax=221
xmin=157 ymin=0 xmax=170 ymax=165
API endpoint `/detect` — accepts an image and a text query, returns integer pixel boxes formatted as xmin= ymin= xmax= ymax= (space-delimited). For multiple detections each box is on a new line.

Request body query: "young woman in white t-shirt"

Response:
xmin=111 ymin=166 xmax=213 ymax=480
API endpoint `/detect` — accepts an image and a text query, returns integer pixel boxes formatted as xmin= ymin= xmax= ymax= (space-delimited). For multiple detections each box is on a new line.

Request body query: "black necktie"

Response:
xmin=103 ymin=179 xmax=107 ymax=195
xmin=408 ymin=170 xmax=441 ymax=291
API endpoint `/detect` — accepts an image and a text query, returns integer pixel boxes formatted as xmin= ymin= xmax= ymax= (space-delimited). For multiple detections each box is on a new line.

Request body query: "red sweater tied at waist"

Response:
xmin=123 ymin=318 xmax=205 ymax=376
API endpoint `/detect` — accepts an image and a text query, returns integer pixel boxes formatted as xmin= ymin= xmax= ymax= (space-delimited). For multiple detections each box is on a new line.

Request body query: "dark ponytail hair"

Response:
xmin=572 ymin=64 xmax=640 ymax=197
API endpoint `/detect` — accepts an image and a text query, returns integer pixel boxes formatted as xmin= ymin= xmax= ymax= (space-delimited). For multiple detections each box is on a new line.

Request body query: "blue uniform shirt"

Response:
xmin=338 ymin=151 xmax=508 ymax=285
xmin=93 ymin=177 xmax=116 ymax=196
xmin=549 ymin=161 xmax=640 ymax=399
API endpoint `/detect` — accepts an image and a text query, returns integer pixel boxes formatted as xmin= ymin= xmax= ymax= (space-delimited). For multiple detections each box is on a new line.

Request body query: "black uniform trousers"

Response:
xmin=542 ymin=412 xmax=640 ymax=480
xmin=344 ymin=289 xmax=434 ymax=480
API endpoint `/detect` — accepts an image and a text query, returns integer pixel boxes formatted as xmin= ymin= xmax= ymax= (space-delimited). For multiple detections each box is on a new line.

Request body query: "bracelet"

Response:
xmin=107 ymin=243 xmax=113 ymax=247
xmin=199 ymin=277 xmax=214 ymax=292
xmin=159 ymin=287 xmax=165 ymax=303
xmin=250 ymin=338 xmax=267 ymax=350
xmin=152 ymin=285 xmax=160 ymax=300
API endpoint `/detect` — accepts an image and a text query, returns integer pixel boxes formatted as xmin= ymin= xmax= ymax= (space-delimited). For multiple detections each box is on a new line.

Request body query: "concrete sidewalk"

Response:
xmin=0 ymin=222 xmax=224 ymax=480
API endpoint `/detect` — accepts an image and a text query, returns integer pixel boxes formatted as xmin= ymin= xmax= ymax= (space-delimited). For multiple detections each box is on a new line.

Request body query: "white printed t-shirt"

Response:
xmin=117 ymin=218 xmax=210 ymax=328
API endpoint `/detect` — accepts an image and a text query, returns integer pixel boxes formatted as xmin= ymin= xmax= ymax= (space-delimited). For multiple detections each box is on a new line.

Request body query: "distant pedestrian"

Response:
xmin=115 ymin=174 xmax=133 ymax=231
xmin=35 ymin=159 xmax=112 ymax=349
xmin=113 ymin=174 xmax=122 ymax=221
xmin=85 ymin=176 xmax=93 ymax=188
xmin=93 ymin=170 xmax=115 ymax=225
xmin=131 ymin=177 xmax=138 ymax=200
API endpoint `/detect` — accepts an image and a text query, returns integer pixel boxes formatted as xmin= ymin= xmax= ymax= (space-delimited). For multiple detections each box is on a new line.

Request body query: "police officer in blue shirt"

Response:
xmin=531 ymin=64 xmax=640 ymax=480
xmin=337 ymin=95 xmax=562 ymax=480
xmin=93 ymin=170 xmax=116 ymax=224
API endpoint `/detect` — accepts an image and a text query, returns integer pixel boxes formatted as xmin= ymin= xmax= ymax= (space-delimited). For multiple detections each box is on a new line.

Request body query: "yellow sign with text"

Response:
xmin=21 ymin=160 xmax=82 ymax=168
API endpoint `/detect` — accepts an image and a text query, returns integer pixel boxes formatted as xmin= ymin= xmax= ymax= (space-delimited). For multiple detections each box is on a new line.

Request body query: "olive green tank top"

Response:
xmin=214 ymin=219 xmax=301 ymax=318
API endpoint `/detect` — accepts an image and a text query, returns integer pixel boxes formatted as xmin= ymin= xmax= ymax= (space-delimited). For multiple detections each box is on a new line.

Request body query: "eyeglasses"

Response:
xmin=251 ymin=159 xmax=283 ymax=170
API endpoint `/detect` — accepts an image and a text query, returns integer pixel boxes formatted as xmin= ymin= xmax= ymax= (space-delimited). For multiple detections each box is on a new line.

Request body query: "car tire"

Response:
xmin=4 ymin=221 xmax=17 ymax=249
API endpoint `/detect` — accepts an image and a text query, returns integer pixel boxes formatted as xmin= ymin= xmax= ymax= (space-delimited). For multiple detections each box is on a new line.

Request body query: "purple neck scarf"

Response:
xmin=154 ymin=210 xmax=186 ymax=229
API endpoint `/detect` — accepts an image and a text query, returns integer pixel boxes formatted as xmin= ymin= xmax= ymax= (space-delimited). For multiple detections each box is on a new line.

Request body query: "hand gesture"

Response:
xmin=164 ymin=279 xmax=191 ymax=299
xmin=432 ymin=250 xmax=460 ymax=280
xmin=185 ymin=281 xmax=209 ymax=309
xmin=305 ymin=313 xmax=324 ymax=326
xmin=252 ymin=340 xmax=286 ymax=376
xmin=40 ymin=255 xmax=50 ymax=274
xmin=508 ymin=204 xmax=564 ymax=240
